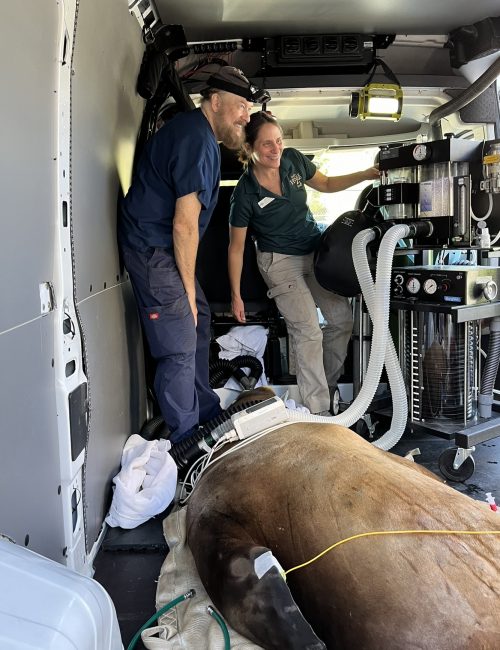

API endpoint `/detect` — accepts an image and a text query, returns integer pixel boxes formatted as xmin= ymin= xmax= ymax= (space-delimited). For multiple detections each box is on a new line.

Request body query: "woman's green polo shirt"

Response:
xmin=229 ymin=148 xmax=322 ymax=255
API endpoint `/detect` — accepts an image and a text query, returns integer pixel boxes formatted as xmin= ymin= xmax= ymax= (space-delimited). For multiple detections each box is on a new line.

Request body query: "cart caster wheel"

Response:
xmin=331 ymin=387 xmax=340 ymax=416
xmin=355 ymin=419 xmax=368 ymax=438
xmin=438 ymin=447 xmax=475 ymax=482
xmin=354 ymin=417 xmax=377 ymax=441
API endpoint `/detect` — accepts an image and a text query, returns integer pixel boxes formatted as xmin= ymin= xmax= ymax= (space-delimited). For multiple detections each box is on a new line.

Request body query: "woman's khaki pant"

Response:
xmin=257 ymin=250 xmax=353 ymax=413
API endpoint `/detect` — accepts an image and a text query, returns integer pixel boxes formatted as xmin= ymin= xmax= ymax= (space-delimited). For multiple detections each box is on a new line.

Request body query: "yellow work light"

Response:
xmin=350 ymin=82 xmax=403 ymax=121
xmin=349 ymin=58 xmax=403 ymax=121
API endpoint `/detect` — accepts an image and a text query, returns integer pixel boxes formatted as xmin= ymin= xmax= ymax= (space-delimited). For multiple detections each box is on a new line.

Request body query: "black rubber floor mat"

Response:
xmin=102 ymin=512 xmax=169 ymax=552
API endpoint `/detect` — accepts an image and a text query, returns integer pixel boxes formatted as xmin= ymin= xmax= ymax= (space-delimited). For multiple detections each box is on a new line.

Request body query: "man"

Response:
xmin=119 ymin=66 xmax=270 ymax=443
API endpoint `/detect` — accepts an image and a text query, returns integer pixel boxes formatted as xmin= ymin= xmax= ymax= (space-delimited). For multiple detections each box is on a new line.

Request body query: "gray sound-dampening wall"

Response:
xmin=71 ymin=0 xmax=147 ymax=550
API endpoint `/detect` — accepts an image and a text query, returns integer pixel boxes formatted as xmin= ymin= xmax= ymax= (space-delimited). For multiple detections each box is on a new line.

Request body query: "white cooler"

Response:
xmin=0 ymin=537 xmax=123 ymax=649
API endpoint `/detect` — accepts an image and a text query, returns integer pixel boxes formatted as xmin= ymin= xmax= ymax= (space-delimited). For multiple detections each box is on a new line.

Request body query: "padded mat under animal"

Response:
xmin=141 ymin=507 xmax=263 ymax=649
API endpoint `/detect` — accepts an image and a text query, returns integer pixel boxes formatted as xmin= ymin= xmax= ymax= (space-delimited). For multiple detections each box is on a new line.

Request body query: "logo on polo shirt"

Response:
xmin=289 ymin=173 xmax=303 ymax=188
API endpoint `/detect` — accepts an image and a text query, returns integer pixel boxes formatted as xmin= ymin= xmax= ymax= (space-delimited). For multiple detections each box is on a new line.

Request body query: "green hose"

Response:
xmin=126 ymin=589 xmax=196 ymax=650
xmin=207 ymin=605 xmax=231 ymax=650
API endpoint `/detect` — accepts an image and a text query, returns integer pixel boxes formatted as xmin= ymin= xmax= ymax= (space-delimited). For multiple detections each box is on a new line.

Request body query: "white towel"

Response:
xmin=105 ymin=434 xmax=177 ymax=529
xmin=284 ymin=398 xmax=310 ymax=414
xmin=216 ymin=325 xmax=269 ymax=390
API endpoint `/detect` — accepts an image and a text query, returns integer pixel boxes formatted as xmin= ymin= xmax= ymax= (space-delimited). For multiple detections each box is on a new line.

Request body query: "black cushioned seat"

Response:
xmin=196 ymin=185 xmax=273 ymax=317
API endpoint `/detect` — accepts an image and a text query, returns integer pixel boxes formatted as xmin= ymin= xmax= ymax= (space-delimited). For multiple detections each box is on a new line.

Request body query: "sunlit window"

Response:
xmin=305 ymin=147 xmax=380 ymax=227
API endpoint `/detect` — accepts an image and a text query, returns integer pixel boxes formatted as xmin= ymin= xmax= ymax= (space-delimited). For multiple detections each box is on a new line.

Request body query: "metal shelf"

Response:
xmin=455 ymin=414 xmax=500 ymax=449
xmin=390 ymin=299 xmax=500 ymax=322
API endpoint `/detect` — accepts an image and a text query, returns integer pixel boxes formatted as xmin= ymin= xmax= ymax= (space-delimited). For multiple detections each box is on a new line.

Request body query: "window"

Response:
xmin=305 ymin=147 xmax=380 ymax=227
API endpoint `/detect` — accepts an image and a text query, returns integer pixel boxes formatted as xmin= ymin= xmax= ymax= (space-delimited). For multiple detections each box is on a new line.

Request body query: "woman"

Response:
xmin=228 ymin=111 xmax=378 ymax=415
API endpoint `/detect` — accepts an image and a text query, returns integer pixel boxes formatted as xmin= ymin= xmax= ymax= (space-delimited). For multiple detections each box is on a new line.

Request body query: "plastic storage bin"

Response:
xmin=0 ymin=537 xmax=123 ymax=649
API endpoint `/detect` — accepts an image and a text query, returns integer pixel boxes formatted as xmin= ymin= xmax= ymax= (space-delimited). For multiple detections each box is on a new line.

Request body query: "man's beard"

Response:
xmin=218 ymin=121 xmax=245 ymax=150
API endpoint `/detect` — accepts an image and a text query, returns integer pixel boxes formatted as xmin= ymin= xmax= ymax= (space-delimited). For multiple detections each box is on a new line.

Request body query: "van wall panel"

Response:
xmin=0 ymin=317 xmax=65 ymax=561
xmin=0 ymin=2 xmax=58 ymax=334
xmin=0 ymin=2 xmax=65 ymax=559
xmin=79 ymin=284 xmax=146 ymax=545
xmin=70 ymin=0 xmax=146 ymax=548
xmin=71 ymin=0 xmax=144 ymax=301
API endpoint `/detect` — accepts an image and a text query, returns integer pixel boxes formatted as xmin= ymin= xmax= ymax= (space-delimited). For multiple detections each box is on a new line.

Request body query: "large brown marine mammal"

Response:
xmin=186 ymin=409 xmax=500 ymax=649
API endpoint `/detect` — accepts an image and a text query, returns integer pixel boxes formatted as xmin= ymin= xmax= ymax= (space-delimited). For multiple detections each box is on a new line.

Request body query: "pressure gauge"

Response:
xmin=412 ymin=144 xmax=431 ymax=162
xmin=423 ymin=278 xmax=438 ymax=295
xmin=406 ymin=277 xmax=421 ymax=294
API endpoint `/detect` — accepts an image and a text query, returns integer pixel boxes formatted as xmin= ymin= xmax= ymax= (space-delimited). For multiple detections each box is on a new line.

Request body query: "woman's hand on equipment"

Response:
xmin=232 ymin=296 xmax=247 ymax=323
xmin=364 ymin=165 xmax=379 ymax=180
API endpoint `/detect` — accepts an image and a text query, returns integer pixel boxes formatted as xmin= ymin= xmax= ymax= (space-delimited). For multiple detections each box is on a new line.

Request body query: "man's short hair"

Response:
xmin=200 ymin=66 xmax=270 ymax=104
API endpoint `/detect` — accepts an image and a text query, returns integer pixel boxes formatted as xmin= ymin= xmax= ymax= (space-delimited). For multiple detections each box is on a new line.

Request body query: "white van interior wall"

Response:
xmin=0 ymin=1 xmax=68 ymax=562
xmin=69 ymin=0 xmax=146 ymax=553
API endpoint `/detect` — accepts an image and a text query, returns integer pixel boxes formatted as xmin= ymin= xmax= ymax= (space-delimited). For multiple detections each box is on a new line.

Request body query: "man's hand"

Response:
xmin=188 ymin=293 xmax=198 ymax=327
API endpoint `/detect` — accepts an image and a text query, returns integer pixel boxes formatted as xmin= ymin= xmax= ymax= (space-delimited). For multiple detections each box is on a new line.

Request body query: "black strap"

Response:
xmin=207 ymin=76 xmax=254 ymax=100
xmin=365 ymin=57 xmax=401 ymax=86
xmin=207 ymin=76 xmax=271 ymax=104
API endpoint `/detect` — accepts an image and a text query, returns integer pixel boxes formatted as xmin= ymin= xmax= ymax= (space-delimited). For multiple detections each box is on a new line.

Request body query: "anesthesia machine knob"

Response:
xmin=440 ymin=280 xmax=450 ymax=293
xmin=483 ymin=280 xmax=498 ymax=301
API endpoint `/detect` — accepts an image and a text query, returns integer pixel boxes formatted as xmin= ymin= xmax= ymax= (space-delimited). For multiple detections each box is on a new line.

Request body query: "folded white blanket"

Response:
xmin=105 ymin=434 xmax=177 ymax=529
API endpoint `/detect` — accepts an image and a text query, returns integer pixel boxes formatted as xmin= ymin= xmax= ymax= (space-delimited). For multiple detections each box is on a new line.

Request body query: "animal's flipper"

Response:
xmin=195 ymin=538 xmax=326 ymax=650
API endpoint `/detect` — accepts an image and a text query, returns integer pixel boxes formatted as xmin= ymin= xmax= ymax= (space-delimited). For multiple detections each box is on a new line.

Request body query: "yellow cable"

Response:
xmin=284 ymin=529 xmax=500 ymax=577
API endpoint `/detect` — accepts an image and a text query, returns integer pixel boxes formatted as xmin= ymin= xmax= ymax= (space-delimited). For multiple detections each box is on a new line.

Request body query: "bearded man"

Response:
xmin=119 ymin=66 xmax=269 ymax=443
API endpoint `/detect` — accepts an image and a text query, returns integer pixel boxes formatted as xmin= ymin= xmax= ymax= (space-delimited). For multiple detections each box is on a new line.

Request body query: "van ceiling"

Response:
xmin=155 ymin=0 xmax=500 ymax=41
xmin=151 ymin=1 xmax=499 ymax=146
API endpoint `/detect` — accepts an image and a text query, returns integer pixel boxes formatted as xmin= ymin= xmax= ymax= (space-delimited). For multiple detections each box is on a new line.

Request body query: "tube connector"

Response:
xmin=371 ymin=220 xmax=398 ymax=240
xmin=478 ymin=393 xmax=493 ymax=418
xmin=372 ymin=219 xmax=433 ymax=241
xmin=233 ymin=369 xmax=257 ymax=390
xmin=407 ymin=220 xmax=433 ymax=238
xmin=480 ymin=227 xmax=491 ymax=249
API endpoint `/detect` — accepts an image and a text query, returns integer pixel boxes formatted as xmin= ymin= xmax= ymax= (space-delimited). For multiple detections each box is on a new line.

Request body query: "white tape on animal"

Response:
xmin=254 ymin=550 xmax=285 ymax=580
